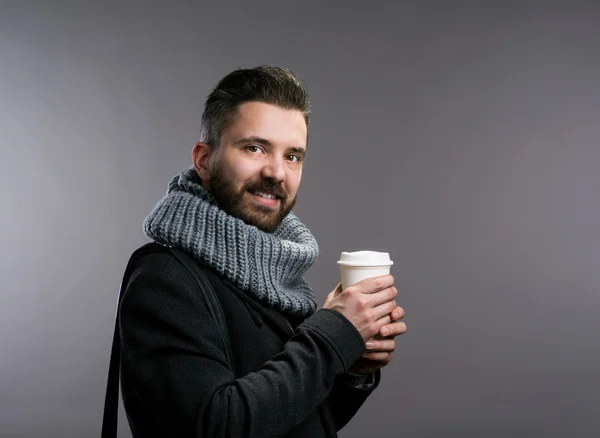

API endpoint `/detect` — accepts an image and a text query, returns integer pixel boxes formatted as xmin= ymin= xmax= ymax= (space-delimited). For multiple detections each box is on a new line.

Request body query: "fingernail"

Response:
xmin=381 ymin=327 xmax=389 ymax=336
xmin=366 ymin=341 xmax=375 ymax=349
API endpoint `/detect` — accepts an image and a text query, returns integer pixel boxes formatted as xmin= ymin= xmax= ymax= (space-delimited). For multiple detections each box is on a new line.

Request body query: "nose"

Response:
xmin=261 ymin=155 xmax=286 ymax=183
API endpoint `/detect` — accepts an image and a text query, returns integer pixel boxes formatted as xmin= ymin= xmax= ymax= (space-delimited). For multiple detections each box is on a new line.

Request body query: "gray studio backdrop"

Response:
xmin=1 ymin=1 xmax=599 ymax=437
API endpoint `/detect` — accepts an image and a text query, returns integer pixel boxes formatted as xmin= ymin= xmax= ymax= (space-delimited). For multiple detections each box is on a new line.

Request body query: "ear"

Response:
xmin=192 ymin=142 xmax=212 ymax=180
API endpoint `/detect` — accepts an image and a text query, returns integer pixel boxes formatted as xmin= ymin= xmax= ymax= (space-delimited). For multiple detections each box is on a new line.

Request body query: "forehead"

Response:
xmin=222 ymin=101 xmax=307 ymax=146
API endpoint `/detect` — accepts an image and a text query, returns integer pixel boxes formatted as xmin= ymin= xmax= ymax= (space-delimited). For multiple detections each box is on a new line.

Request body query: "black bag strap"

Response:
xmin=101 ymin=243 xmax=232 ymax=438
xmin=101 ymin=243 xmax=156 ymax=438
xmin=168 ymin=247 xmax=233 ymax=365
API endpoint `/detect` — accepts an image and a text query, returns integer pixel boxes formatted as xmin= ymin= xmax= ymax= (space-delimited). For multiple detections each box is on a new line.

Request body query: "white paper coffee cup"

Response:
xmin=337 ymin=251 xmax=394 ymax=290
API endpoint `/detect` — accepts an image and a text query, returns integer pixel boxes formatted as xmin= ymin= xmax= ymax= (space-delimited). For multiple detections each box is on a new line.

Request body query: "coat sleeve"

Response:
xmin=118 ymin=252 xmax=366 ymax=438
xmin=327 ymin=370 xmax=381 ymax=431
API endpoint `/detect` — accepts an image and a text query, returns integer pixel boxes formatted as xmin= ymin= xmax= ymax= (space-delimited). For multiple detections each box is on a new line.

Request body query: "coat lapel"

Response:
xmin=222 ymin=279 xmax=295 ymax=339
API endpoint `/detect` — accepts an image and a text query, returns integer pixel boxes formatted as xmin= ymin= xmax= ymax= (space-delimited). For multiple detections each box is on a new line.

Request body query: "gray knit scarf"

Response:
xmin=143 ymin=167 xmax=319 ymax=316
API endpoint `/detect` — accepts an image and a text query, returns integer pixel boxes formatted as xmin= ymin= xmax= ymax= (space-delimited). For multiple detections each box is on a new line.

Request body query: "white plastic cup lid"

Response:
xmin=337 ymin=250 xmax=394 ymax=267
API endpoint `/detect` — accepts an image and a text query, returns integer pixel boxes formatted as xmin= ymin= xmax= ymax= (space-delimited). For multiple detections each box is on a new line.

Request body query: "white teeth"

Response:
xmin=255 ymin=192 xmax=276 ymax=199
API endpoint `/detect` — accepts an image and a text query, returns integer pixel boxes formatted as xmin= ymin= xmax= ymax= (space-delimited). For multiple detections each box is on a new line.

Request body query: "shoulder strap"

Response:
xmin=101 ymin=243 xmax=232 ymax=438
xmin=167 ymin=247 xmax=234 ymax=366
xmin=101 ymin=243 xmax=157 ymax=438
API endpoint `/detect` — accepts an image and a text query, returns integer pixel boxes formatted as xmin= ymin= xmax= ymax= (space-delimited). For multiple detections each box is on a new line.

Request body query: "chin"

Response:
xmin=237 ymin=198 xmax=292 ymax=233
xmin=252 ymin=218 xmax=280 ymax=233
xmin=245 ymin=213 xmax=281 ymax=233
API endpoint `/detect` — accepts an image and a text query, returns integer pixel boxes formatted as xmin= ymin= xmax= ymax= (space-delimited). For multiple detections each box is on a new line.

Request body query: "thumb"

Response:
xmin=333 ymin=282 xmax=343 ymax=296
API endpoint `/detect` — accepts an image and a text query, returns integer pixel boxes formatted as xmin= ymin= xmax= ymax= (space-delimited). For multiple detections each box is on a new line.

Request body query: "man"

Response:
xmin=118 ymin=66 xmax=407 ymax=437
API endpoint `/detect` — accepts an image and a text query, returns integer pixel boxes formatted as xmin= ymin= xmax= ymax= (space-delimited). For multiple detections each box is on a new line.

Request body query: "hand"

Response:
xmin=347 ymin=305 xmax=407 ymax=375
xmin=323 ymin=275 xmax=397 ymax=342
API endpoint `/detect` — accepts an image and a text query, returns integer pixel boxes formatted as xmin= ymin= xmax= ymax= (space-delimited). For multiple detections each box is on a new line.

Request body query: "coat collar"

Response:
xmin=222 ymin=278 xmax=298 ymax=339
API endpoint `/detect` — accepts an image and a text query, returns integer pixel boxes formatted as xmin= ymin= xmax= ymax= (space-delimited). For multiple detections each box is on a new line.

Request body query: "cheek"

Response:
xmin=286 ymin=171 xmax=302 ymax=196
xmin=228 ymin=162 xmax=257 ymax=186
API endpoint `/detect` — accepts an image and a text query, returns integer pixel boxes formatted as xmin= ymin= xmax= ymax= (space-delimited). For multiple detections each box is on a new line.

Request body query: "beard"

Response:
xmin=207 ymin=164 xmax=297 ymax=233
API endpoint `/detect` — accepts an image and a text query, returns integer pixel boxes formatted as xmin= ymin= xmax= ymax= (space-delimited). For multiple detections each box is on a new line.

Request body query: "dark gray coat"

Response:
xmin=119 ymin=246 xmax=380 ymax=437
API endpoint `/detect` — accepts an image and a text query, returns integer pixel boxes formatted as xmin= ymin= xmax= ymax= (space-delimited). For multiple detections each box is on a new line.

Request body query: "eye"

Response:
xmin=286 ymin=154 xmax=302 ymax=163
xmin=246 ymin=145 xmax=263 ymax=154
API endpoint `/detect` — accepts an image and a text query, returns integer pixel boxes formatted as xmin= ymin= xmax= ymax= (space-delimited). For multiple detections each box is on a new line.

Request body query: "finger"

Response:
xmin=367 ymin=286 xmax=398 ymax=308
xmin=332 ymin=282 xmax=343 ymax=296
xmin=361 ymin=351 xmax=392 ymax=362
xmin=365 ymin=339 xmax=396 ymax=352
xmin=354 ymin=274 xmax=394 ymax=294
xmin=374 ymin=314 xmax=392 ymax=327
xmin=368 ymin=314 xmax=392 ymax=339
xmin=390 ymin=306 xmax=405 ymax=321
xmin=372 ymin=300 xmax=397 ymax=321
xmin=380 ymin=321 xmax=407 ymax=337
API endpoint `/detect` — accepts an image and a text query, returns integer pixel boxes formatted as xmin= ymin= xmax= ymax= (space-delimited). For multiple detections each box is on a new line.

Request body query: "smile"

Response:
xmin=249 ymin=191 xmax=281 ymax=207
xmin=255 ymin=192 xmax=277 ymax=199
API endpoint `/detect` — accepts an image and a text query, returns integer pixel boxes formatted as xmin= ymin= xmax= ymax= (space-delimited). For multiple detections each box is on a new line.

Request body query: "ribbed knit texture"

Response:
xmin=143 ymin=167 xmax=319 ymax=316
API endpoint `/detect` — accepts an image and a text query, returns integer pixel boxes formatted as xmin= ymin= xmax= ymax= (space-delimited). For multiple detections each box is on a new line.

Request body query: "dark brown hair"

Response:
xmin=200 ymin=65 xmax=311 ymax=149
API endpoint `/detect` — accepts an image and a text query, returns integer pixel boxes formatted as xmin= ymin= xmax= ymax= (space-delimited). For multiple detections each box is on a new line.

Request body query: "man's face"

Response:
xmin=204 ymin=101 xmax=307 ymax=233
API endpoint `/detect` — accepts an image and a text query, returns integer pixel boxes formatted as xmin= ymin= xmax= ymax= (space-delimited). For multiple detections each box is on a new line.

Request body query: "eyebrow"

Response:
xmin=236 ymin=136 xmax=307 ymax=157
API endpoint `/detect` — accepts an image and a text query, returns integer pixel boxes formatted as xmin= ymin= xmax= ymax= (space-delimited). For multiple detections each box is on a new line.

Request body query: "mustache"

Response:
xmin=244 ymin=179 xmax=287 ymax=199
